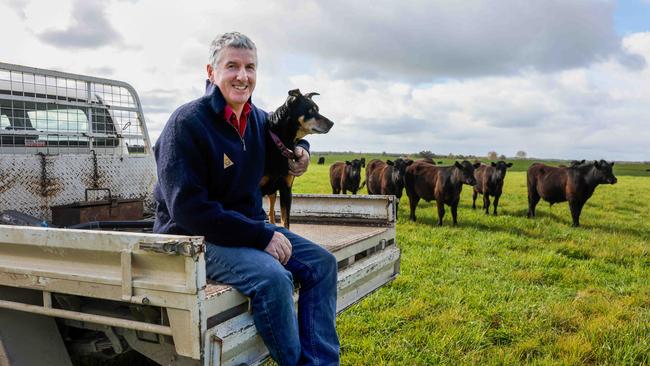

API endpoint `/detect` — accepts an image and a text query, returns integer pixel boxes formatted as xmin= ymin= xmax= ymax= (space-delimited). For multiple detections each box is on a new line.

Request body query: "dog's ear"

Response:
xmin=288 ymin=89 xmax=302 ymax=97
xmin=304 ymin=92 xmax=320 ymax=99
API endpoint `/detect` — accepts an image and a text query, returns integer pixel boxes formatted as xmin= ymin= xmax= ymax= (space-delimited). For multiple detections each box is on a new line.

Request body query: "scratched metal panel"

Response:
xmin=0 ymin=153 xmax=156 ymax=221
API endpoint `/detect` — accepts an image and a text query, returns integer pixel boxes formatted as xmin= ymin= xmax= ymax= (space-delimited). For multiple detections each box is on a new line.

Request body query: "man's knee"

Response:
xmin=314 ymin=248 xmax=338 ymax=284
xmin=256 ymin=266 xmax=295 ymax=299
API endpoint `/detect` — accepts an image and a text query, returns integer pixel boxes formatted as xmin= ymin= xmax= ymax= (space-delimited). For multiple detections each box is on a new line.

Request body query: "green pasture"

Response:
xmin=311 ymin=153 xmax=650 ymax=177
xmin=295 ymin=154 xmax=650 ymax=365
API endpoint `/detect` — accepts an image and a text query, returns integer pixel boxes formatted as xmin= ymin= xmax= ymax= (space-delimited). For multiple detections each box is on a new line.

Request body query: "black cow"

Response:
xmin=317 ymin=156 xmax=325 ymax=165
xmin=365 ymin=158 xmax=414 ymax=216
xmin=472 ymin=161 xmax=513 ymax=215
xmin=527 ymin=160 xmax=617 ymax=227
xmin=330 ymin=160 xmax=362 ymax=194
xmin=405 ymin=160 xmax=480 ymax=226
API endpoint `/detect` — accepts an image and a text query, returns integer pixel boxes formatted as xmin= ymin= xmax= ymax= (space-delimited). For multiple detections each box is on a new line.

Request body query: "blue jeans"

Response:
xmin=204 ymin=223 xmax=340 ymax=366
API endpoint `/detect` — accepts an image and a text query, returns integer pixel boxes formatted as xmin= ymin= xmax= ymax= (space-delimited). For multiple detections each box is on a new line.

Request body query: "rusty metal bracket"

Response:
xmin=138 ymin=239 xmax=204 ymax=258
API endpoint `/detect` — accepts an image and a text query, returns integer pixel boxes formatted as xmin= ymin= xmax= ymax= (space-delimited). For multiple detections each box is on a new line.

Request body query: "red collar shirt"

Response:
xmin=223 ymin=103 xmax=251 ymax=138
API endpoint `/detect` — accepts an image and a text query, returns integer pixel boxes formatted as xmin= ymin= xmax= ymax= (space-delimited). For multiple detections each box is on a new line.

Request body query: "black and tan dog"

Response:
xmin=260 ymin=89 xmax=334 ymax=228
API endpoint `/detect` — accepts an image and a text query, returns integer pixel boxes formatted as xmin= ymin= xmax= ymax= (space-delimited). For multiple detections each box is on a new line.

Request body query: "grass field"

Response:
xmin=291 ymin=154 xmax=650 ymax=365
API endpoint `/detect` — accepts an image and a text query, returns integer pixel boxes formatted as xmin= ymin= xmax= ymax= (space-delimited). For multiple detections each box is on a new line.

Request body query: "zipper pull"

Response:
xmin=242 ymin=139 xmax=246 ymax=151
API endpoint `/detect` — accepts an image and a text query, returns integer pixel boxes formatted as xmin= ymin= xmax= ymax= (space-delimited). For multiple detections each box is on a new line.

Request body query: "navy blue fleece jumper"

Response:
xmin=153 ymin=81 xmax=309 ymax=250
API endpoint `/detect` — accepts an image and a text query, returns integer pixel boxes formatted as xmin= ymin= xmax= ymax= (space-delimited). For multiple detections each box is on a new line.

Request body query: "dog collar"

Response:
xmin=268 ymin=130 xmax=295 ymax=159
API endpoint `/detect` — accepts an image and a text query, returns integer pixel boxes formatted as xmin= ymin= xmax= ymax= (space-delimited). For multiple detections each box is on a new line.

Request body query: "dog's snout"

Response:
xmin=317 ymin=116 xmax=334 ymax=133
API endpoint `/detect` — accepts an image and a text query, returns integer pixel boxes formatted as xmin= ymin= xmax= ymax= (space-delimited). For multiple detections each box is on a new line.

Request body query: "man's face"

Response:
xmin=208 ymin=47 xmax=257 ymax=111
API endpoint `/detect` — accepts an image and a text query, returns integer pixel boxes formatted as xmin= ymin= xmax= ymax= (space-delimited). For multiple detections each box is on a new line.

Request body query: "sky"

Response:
xmin=1 ymin=0 xmax=649 ymax=161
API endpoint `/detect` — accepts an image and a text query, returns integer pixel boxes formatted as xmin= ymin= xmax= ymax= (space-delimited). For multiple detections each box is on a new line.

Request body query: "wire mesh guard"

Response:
xmin=0 ymin=64 xmax=148 ymax=155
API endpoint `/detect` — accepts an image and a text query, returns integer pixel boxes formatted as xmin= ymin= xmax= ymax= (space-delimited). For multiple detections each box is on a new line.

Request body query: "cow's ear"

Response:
xmin=610 ymin=161 xmax=615 ymax=166
xmin=345 ymin=161 xmax=351 ymax=165
xmin=506 ymin=163 xmax=513 ymax=168
xmin=406 ymin=159 xmax=414 ymax=166
xmin=454 ymin=161 xmax=462 ymax=168
xmin=594 ymin=160 xmax=599 ymax=168
xmin=473 ymin=162 xmax=482 ymax=168
xmin=491 ymin=162 xmax=496 ymax=167
xmin=288 ymin=89 xmax=302 ymax=97
xmin=386 ymin=160 xmax=394 ymax=166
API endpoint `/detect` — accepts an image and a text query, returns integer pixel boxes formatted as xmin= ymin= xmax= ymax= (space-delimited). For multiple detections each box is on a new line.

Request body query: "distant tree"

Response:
xmin=516 ymin=150 xmax=527 ymax=159
xmin=487 ymin=151 xmax=498 ymax=160
xmin=448 ymin=153 xmax=455 ymax=159
xmin=498 ymin=154 xmax=506 ymax=160
xmin=419 ymin=150 xmax=435 ymax=160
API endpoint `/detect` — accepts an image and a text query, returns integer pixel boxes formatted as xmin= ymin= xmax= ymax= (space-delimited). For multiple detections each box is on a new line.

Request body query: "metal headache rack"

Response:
xmin=0 ymin=62 xmax=150 ymax=155
xmin=0 ymin=62 xmax=157 ymax=221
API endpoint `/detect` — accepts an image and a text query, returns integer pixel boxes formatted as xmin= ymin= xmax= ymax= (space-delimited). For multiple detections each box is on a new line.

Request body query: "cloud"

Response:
xmin=287 ymin=31 xmax=650 ymax=160
xmin=37 ymin=0 xmax=122 ymax=49
xmin=140 ymin=89 xmax=187 ymax=114
xmin=6 ymin=0 xmax=28 ymax=20
xmin=85 ymin=66 xmax=116 ymax=77
xmin=226 ymin=0 xmax=638 ymax=81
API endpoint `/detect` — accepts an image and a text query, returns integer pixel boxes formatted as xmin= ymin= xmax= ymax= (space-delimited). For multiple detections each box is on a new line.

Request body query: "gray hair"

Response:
xmin=208 ymin=32 xmax=257 ymax=68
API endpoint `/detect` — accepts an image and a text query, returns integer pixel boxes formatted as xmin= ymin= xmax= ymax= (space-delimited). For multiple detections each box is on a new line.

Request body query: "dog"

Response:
xmin=260 ymin=89 xmax=334 ymax=229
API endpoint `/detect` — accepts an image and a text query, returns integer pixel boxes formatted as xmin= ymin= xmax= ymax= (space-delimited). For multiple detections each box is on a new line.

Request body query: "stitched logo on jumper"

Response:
xmin=223 ymin=153 xmax=234 ymax=169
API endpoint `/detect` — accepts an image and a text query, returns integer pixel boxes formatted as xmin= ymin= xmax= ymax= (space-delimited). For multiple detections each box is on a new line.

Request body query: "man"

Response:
xmin=153 ymin=32 xmax=340 ymax=366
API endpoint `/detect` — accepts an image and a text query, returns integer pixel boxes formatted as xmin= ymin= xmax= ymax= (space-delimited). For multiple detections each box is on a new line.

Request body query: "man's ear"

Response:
xmin=206 ymin=64 xmax=214 ymax=81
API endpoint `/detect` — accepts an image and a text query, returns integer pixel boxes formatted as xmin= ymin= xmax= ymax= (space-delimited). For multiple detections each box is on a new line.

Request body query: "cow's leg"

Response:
xmin=493 ymin=194 xmax=500 ymax=216
xmin=436 ymin=200 xmax=445 ymax=226
xmin=408 ymin=196 xmax=419 ymax=222
xmin=472 ymin=190 xmax=478 ymax=209
xmin=527 ymin=189 xmax=540 ymax=218
xmin=268 ymin=193 xmax=277 ymax=225
xmin=569 ymin=200 xmax=584 ymax=227
xmin=451 ymin=200 xmax=459 ymax=225
xmin=483 ymin=194 xmax=490 ymax=215
xmin=342 ymin=188 xmax=347 ymax=194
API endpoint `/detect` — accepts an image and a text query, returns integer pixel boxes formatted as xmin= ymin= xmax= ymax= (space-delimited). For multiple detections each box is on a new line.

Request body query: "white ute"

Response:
xmin=0 ymin=62 xmax=400 ymax=366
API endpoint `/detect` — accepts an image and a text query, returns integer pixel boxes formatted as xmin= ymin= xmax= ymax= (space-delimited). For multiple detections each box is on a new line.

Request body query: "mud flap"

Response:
xmin=0 ymin=287 xmax=72 ymax=366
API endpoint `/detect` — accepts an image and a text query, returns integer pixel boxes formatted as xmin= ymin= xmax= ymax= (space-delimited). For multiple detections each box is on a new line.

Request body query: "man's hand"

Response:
xmin=288 ymin=146 xmax=310 ymax=176
xmin=265 ymin=231 xmax=292 ymax=265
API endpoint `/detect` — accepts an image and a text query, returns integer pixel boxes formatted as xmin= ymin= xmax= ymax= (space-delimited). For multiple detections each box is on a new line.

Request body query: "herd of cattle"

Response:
xmin=323 ymin=157 xmax=617 ymax=227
